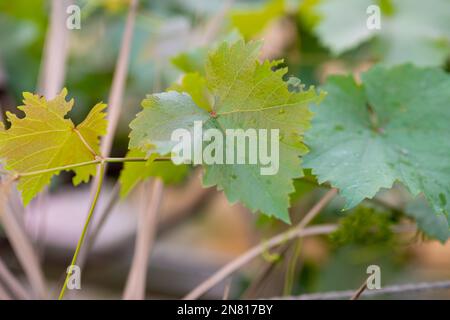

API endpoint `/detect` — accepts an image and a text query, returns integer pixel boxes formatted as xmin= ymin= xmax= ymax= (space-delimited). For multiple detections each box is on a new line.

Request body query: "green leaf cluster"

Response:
xmin=330 ymin=206 xmax=394 ymax=246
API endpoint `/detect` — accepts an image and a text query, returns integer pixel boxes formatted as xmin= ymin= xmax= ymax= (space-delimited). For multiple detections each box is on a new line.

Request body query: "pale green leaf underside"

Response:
xmin=304 ymin=64 xmax=450 ymax=219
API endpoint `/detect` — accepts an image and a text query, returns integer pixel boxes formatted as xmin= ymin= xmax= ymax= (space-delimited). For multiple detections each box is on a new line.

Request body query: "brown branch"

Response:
xmin=79 ymin=169 xmax=214 ymax=273
xmin=0 ymin=283 xmax=11 ymax=300
xmin=183 ymin=189 xmax=338 ymax=300
xmin=34 ymin=0 xmax=72 ymax=276
xmin=194 ymin=0 xmax=235 ymax=46
xmin=157 ymin=169 xmax=216 ymax=235
xmin=84 ymin=0 xmax=138 ymax=206
xmin=0 ymin=183 xmax=47 ymax=299
xmin=0 ymin=257 xmax=30 ymax=300
xmin=222 ymin=278 xmax=232 ymax=300
xmin=78 ymin=0 xmax=138 ymax=280
xmin=123 ymin=179 xmax=164 ymax=299
xmin=38 ymin=0 xmax=72 ymax=98
xmin=4 ymin=0 xmax=71 ymax=300
xmin=100 ymin=0 xmax=138 ymax=157
xmin=244 ymin=193 xmax=321 ymax=299
xmin=350 ymin=279 xmax=368 ymax=300
xmin=272 ymin=280 xmax=450 ymax=300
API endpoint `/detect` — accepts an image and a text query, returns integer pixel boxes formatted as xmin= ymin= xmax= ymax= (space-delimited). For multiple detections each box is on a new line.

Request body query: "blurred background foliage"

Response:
xmin=0 ymin=0 xmax=449 ymax=299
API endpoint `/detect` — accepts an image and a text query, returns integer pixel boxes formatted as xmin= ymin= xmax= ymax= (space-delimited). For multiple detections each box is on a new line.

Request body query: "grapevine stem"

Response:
xmin=183 ymin=188 xmax=338 ymax=299
xmin=58 ymin=161 xmax=105 ymax=300
xmin=14 ymin=156 xmax=171 ymax=179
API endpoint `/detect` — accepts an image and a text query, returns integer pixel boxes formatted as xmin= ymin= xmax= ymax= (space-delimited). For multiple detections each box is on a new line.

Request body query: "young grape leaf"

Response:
xmin=304 ymin=64 xmax=450 ymax=219
xmin=0 ymin=89 xmax=107 ymax=205
xmin=298 ymin=0 xmax=322 ymax=31
xmin=170 ymin=30 xmax=241 ymax=76
xmin=230 ymin=0 xmax=285 ymax=40
xmin=168 ymin=72 xmax=212 ymax=111
xmin=171 ymin=47 xmax=208 ymax=75
xmin=312 ymin=0 xmax=450 ymax=66
xmin=406 ymin=197 xmax=450 ymax=244
xmin=129 ymin=40 xmax=325 ymax=222
xmin=119 ymin=149 xmax=188 ymax=197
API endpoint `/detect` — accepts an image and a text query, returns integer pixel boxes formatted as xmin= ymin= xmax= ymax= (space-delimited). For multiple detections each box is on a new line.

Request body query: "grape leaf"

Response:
xmin=0 ymin=89 xmax=107 ymax=205
xmin=312 ymin=0 xmax=450 ymax=66
xmin=230 ymin=0 xmax=285 ymax=40
xmin=129 ymin=40 xmax=325 ymax=222
xmin=129 ymin=91 xmax=211 ymax=156
xmin=119 ymin=149 xmax=188 ymax=197
xmin=304 ymin=64 xmax=450 ymax=219
xmin=170 ymin=30 xmax=241 ymax=76
xmin=168 ymin=72 xmax=212 ymax=111
xmin=313 ymin=0 xmax=376 ymax=55
xmin=406 ymin=197 xmax=450 ymax=244
xmin=298 ymin=0 xmax=322 ymax=31
xmin=171 ymin=47 xmax=208 ymax=75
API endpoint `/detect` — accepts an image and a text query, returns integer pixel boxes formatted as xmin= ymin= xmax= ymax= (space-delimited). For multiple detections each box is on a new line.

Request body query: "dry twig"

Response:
xmin=184 ymin=189 xmax=338 ymax=299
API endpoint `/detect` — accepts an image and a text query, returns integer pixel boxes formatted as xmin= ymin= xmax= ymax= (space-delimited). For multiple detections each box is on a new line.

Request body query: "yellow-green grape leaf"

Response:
xmin=298 ymin=0 xmax=321 ymax=30
xmin=170 ymin=30 xmax=241 ymax=75
xmin=171 ymin=48 xmax=208 ymax=75
xmin=0 ymin=89 xmax=107 ymax=205
xmin=168 ymin=72 xmax=212 ymax=111
xmin=230 ymin=0 xmax=285 ymax=39
xmin=304 ymin=64 xmax=450 ymax=218
xmin=119 ymin=149 xmax=188 ymax=197
xmin=129 ymin=40 xmax=325 ymax=222
xmin=100 ymin=0 xmax=131 ymax=12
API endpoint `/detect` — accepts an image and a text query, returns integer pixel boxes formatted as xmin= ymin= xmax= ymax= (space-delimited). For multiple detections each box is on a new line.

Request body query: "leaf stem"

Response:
xmin=13 ymin=156 xmax=171 ymax=179
xmin=58 ymin=161 xmax=105 ymax=300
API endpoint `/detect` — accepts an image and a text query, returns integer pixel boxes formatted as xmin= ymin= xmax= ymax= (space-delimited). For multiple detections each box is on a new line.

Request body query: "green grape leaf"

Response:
xmin=313 ymin=0 xmax=375 ymax=55
xmin=406 ymin=198 xmax=450 ymax=243
xmin=230 ymin=0 xmax=285 ymax=40
xmin=312 ymin=0 xmax=450 ymax=66
xmin=290 ymin=173 xmax=317 ymax=205
xmin=304 ymin=64 xmax=450 ymax=219
xmin=119 ymin=149 xmax=188 ymax=197
xmin=298 ymin=0 xmax=322 ymax=30
xmin=168 ymin=72 xmax=212 ymax=111
xmin=171 ymin=47 xmax=208 ymax=75
xmin=130 ymin=40 xmax=325 ymax=222
xmin=129 ymin=91 xmax=211 ymax=156
xmin=0 ymin=89 xmax=107 ymax=205
xmin=170 ymin=30 xmax=242 ymax=75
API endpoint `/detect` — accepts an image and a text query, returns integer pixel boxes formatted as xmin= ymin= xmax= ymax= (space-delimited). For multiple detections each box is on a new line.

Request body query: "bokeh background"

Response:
xmin=0 ymin=0 xmax=449 ymax=300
